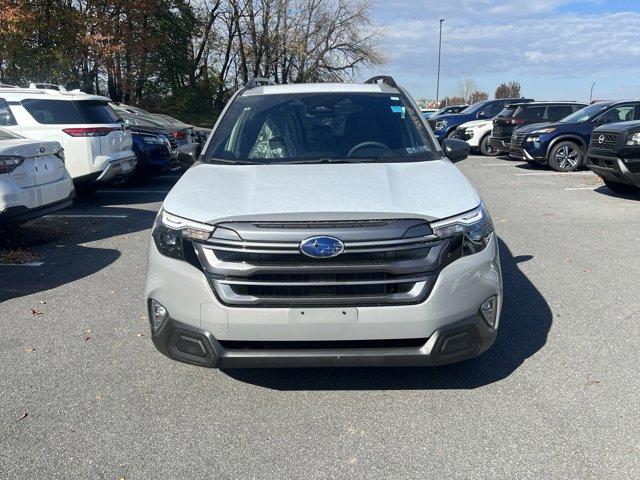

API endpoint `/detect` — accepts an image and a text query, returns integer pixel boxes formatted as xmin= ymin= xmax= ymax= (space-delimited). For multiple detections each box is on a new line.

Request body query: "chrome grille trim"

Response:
xmin=194 ymin=219 xmax=452 ymax=307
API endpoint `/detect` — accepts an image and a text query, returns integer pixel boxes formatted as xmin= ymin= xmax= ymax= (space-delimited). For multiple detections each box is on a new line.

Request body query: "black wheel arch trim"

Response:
xmin=546 ymin=135 xmax=587 ymax=158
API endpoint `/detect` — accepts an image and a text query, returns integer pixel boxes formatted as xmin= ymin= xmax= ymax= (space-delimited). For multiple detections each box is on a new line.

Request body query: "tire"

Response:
xmin=446 ymin=130 xmax=458 ymax=139
xmin=603 ymin=179 xmax=640 ymax=194
xmin=479 ymin=134 xmax=500 ymax=157
xmin=548 ymin=141 xmax=583 ymax=172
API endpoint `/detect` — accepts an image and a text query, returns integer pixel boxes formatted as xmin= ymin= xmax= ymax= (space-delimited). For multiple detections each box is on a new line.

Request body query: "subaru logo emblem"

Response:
xmin=300 ymin=236 xmax=344 ymax=258
xmin=598 ymin=135 xmax=605 ymax=143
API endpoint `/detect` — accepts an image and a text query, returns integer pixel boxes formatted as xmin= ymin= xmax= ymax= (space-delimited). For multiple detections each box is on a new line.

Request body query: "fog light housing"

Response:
xmin=149 ymin=299 xmax=169 ymax=332
xmin=479 ymin=296 xmax=498 ymax=328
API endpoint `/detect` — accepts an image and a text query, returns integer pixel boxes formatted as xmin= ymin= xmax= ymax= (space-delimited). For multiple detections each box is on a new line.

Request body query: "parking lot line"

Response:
xmin=0 ymin=261 xmax=44 ymax=267
xmin=481 ymin=163 xmax=522 ymax=167
xmin=515 ymin=172 xmax=594 ymax=176
xmin=96 ymin=190 xmax=170 ymax=194
xmin=47 ymin=214 xmax=128 ymax=218
xmin=565 ymin=186 xmax=597 ymax=191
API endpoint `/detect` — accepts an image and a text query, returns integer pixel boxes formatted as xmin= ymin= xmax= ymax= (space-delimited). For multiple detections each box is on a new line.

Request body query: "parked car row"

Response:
xmin=0 ymin=83 xmax=209 ymax=225
xmin=428 ymin=95 xmax=640 ymax=191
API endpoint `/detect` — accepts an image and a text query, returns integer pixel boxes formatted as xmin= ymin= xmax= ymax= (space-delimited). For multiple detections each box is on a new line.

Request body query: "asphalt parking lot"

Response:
xmin=1 ymin=156 xmax=638 ymax=479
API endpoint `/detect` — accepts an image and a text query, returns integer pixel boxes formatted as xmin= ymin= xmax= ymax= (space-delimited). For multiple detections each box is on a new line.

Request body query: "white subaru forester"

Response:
xmin=145 ymin=77 xmax=502 ymax=368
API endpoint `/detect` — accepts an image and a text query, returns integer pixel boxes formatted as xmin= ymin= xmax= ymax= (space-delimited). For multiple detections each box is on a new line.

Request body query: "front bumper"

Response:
xmin=151 ymin=314 xmax=497 ymax=368
xmin=488 ymin=137 xmax=511 ymax=151
xmin=145 ymin=233 xmax=502 ymax=368
xmin=587 ymin=154 xmax=640 ymax=187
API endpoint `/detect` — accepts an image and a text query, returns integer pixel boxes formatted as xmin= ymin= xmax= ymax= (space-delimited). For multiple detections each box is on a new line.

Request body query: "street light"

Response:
xmin=436 ymin=18 xmax=444 ymax=106
xmin=589 ymin=82 xmax=596 ymax=103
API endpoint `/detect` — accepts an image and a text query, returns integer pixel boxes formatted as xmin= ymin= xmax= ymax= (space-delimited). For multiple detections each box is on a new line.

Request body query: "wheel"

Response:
xmin=479 ymin=134 xmax=500 ymax=157
xmin=446 ymin=130 xmax=458 ymax=139
xmin=548 ymin=141 xmax=583 ymax=172
xmin=603 ymin=179 xmax=640 ymax=194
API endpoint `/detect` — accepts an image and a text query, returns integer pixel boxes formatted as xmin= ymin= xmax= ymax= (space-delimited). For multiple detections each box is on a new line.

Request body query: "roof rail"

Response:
xmin=364 ymin=76 xmax=399 ymax=89
xmin=28 ymin=82 xmax=67 ymax=92
xmin=245 ymin=77 xmax=276 ymax=90
xmin=0 ymin=83 xmax=19 ymax=88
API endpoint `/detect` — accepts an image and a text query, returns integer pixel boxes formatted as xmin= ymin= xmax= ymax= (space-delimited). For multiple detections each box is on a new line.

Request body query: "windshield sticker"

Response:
xmin=390 ymin=105 xmax=406 ymax=118
xmin=406 ymin=146 xmax=431 ymax=155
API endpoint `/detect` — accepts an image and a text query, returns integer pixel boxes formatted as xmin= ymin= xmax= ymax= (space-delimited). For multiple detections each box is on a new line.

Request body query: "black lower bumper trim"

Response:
xmin=488 ymin=137 xmax=510 ymax=150
xmin=0 ymin=195 xmax=74 ymax=224
xmin=587 ymin=155 xmax=640 ymax=187
xmin=151 ymin=315 xmax=497 ymax=369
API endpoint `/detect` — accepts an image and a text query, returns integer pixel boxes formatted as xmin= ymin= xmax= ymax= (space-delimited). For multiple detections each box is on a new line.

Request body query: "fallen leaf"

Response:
xmin=136 ymin=333 xmax=144 ymax=337
xmin=583 ymin=268 xmax=592 ymax=273
xmin=347 ymin=457 xmax=358 ymax=465
xmin=586 ymin=379 xmax=601 ymax=386
xmin=95 ymin=394 xmax=102 ymax=400
xmin=25 ymin=346 xmax=35 ymax=353
xmin=18 ymin=411 xmax=28 ymax=420
xmin=40 ymin=301 xmax=47 ymax=304
xmin=31 ymin=308 xmax=43 ymax=316
xmin=84 ymin=329 xmax=92 ymax=341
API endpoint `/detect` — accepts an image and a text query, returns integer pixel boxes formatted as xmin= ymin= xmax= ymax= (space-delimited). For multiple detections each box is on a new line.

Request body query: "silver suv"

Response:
xmin=145 ymin=76 xmax=502 ymax=368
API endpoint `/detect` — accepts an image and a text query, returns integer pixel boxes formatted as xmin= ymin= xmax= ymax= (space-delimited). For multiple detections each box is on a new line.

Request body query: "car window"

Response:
xmin=75 ymin=101 xmax=118 ymax=124
xmin=482 ymin=101 xmax=504 ymax=117
xmin=597 ymin=105 xmax=635 ymax=123
xmin=496 ymin=106 xmax=517 ymax=118
xmin=0 ymin=99 xmax=17 ymax=126
xmin=22 ymin=99 xmax=84 ymax=124
xmin=514 ymin=106 xmax=545 ymax=120
xmin=207 ymin=92 xmax=437 ymax=164
xmin=546 ymin=105 xmax=574 ymax=120
xmin=559 ymin=103 xmax=610 ymax=123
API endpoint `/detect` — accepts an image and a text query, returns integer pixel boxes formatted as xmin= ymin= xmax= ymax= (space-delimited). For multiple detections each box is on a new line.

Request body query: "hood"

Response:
xmin=162 ymin=160 xmax=481 ymax=224
xmin=459 ymin=119 xmax=491 ymax=129
xmin=517 ymin=121 xmax=576 ymax=134
xmin=593 ymin=119 xmax=640 ymax=134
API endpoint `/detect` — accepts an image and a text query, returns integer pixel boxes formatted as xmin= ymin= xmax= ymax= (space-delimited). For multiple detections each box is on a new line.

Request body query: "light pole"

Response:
xmin=589 ymin=82 xmax=596 ymax=103
xmin=436 ymin=18 xmax=444 ymax=107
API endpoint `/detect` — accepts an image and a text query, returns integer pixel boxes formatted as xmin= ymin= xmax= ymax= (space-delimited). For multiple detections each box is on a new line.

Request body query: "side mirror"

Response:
xmin=594 ymin=117 xmax=609 ymax=125
xmin=477 ymin=111 xmax=487 ymax=119
xmin=176 ymin=142 xmax=202 ymax=168
xmin=442 ymin=138 xmax=470 ymax=163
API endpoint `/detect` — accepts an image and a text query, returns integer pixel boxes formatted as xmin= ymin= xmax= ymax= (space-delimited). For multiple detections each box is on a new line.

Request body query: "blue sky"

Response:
xmin=365 ymin=0 xmax=640 ymax=102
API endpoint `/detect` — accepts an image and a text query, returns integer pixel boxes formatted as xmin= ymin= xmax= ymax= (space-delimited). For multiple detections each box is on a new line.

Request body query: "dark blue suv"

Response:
xmin=428 ymin=98 xmax=533 ymax=143
xmin=509 ymin=101 xmax=640 ymax=171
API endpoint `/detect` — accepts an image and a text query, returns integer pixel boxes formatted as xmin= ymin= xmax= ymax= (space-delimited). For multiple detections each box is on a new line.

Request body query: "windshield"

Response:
xmin=560 ymin=103 xmax=610 ymax=123
xmin=496 ymin=106 xmax=517 ymax=118
xmin=120 ymin=114 xmax=165 ymax=128
xmin=459 ymin=101 xmax=488 ymax=115
xmin=205 ymin=92 xmax=437 ymax=164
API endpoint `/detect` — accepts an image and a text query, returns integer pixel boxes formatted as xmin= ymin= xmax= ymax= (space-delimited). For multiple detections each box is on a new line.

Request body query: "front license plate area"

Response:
xmin=289 ymin=308 xmax=358 ymax=325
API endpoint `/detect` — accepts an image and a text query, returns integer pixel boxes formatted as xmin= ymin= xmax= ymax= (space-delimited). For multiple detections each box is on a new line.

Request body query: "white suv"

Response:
xmin=0 ymin=85 xmax=136 ymax=191
xmin=145 ymin=76 xmax=502 ymax=368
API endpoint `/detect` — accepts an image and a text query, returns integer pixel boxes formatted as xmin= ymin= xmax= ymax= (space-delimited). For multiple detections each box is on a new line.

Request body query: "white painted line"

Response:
xmin=565 ymin=187 xmax=597 ymax=191
xmin=96 ymin=190 xmax=170 ymax=194
xmin=515 ymin=172 xmax=594 ymax=177
xmin=481 ymin=164 xmax=517 ymax=167
xmin=0 ymin=261 xmax=44 ymax=267
xmin=47 ymin=214 xmax=128 ymax=218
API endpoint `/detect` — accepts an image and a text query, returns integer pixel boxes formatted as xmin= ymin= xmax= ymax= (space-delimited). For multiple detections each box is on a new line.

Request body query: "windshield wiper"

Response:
xmin=275 ymin=158 xmax=378 ymax=164
xmin=208 ymin=157 xmax=267 ymax=165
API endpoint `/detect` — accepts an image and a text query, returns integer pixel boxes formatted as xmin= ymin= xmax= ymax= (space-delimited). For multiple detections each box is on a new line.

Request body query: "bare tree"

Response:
xmin=455 ymin=77 xmax=478 ymax=103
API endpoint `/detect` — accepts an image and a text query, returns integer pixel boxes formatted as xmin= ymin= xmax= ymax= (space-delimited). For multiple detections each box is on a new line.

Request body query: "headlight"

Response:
xmin=143 ymin=135 xmax=166 ymax=144
xmin=151 ymin=209 xmax=214 ymax=260
xmin=529 ymin=127 xmax=556 ymax=134
xmin=626 ymin=133 xmax=640 ymax=145
xmin=435 ymin=120 xmax=448 ymax=131
xmin=465 ymin=129 xmax=474 ymax=138
xmin=431 ymin=204 xmax=494 ymax=257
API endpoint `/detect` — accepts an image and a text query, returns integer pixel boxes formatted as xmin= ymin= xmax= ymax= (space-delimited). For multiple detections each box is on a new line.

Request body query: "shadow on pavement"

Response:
xmin=592 ymin=185 xmax=640 ymax=200
xmin=224 ymin=238 xmax=552 ymax=390
xmin=0 ymin=200 xmax=158 ymax=302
